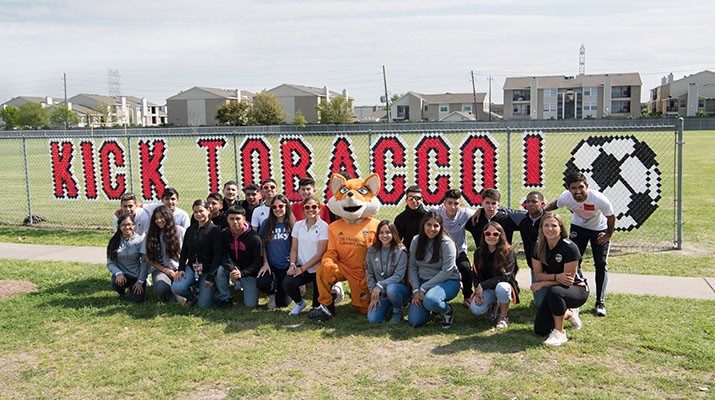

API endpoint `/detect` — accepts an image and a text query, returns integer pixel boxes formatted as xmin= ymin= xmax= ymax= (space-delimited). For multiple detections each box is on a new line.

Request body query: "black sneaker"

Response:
xmin=307 ymin=304 xmax=333 ymax=322
xmin=595 ymin=303 xmax=607 ymax=317
xmin=441 ymin=305 xmax=454 ymax=329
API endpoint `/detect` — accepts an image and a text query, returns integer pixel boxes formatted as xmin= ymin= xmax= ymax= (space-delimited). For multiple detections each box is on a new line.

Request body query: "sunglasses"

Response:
xmin=271 ymin=204 xmax=286 ymax=210
xmin=263 ymin=185 xmax=276 ymax=190
xmin=303 ymin=204 xmax=319 ymax=210
xmin=407 ymin=196 xmax=422 ymax=201
xmin=484 ymin=231 xmax=500 ymax=237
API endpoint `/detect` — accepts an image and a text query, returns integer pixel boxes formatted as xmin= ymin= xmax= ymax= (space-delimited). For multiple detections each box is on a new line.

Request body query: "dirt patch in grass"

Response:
xmin=0 ymin=280 xmax=36 ymax=300
xmin=176 ymin=388 xmax=228 ymax=400
xmin=674 ymin=243 xmax=714 ymax=256
xmin=0 ymin=352 xmax=38 ymax=397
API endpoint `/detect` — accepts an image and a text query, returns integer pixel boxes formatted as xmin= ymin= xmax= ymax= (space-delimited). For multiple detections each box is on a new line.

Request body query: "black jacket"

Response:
xmin=178 ymin=221 xmax=223 ymax=283
xmin=394 ymin=204 xmax=427 ymax=251
xmin=473 ymin=247 xmax=520 ymax=303
xmin=220 ymin=224 xmax=263 ymax=278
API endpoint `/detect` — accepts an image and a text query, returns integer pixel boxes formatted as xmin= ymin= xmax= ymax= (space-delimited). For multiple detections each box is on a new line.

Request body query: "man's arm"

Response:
xmin=544 ymin=200 xmax=558 ymax=211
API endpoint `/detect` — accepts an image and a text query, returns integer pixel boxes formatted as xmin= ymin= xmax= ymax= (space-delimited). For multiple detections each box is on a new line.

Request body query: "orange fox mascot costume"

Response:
xmin=308 ymin=173 xmax=381 ymax=321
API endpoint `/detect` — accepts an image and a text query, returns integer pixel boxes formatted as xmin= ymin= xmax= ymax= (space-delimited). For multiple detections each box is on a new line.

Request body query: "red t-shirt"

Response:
xmin=291 ymin=202 xmax=332 ymax=223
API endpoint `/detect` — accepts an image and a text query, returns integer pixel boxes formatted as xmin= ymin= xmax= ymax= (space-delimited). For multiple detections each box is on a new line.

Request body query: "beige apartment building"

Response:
xmin=166 ymin=86 xmax=253 ymax=126
xmin=389 ymin=92 xmax=491 ymax=122
xmin=648 ymin=70 xmax=715 ymax=117
xmin=266 ymin=84 xmax=353 ymax=123
xmin=503 ymin=73 xmax=642 ymax=120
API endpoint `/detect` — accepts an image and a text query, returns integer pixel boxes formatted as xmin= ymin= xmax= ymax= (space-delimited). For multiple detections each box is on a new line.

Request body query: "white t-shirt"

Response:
xmin=557 ymin=189 xmax=614 ymax=231
xmin=251 ymin=204 xmax=270 ymax=231
xmin=112 ymin=207 xmax=150 ymax=236
xmin=291 ymin=219 xmax=329 ymax=273
xmin=433 ymin=206 xmax=474 ymax=254
xmin=143 ymin=203 xmax=191 ymax=230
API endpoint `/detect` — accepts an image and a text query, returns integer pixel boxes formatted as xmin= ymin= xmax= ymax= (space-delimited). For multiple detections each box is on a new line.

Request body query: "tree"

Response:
xmin=216 ymin=100 xmax=251 ymax=126
xmin=390 ymin=93 xmax=402 ymax=103
xmin=248 ymin=92 xmax=286 ymax=125
xmin=50 ymin=106 xmax=80 ymax=128
xmin=17 ymin=103 xmax=49 ymax=129
xmin=293 ymin=110 xmax=308 ymax=127
xmin=316 ymin=95 xmax=355 ymax=124
xmin=0 ymin=106 xmax=20 ymax=129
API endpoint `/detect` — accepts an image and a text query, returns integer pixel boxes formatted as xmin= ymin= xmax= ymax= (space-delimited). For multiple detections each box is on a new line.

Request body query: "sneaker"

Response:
xmin=496 ymin=315 xmax=509 ymax=329
xmin=267 ymin=294 xmax=277 ymax=310
xmin=332 ymin=283 xmax=344 ymax=304
xmin=389 ymin=309 xmax=403 ymax=324
xmin=117 ymin=292 xmax=126 ymax=301
xmin=307 ymin=304 xmax=333 ymax=322
xmin=441 ymin=305 xmax=454 ymax=329
xmin=569 ymin=308 xmax=583 ymax=330
xmin=288 ymin=301 xmax=307 ymax=316
xmin=543 ymin=329 xmax=568 ymax=346
xmin=215 ymin=298 xmax=233 ymax=309
xmin=595 ymin=304 xmax=607 ymax=317
xmin=486 ymin=304 xmax=498 ymax=321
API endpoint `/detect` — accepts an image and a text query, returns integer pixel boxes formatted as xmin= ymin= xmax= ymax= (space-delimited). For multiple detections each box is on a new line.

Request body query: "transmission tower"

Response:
xmin=579 ymin=44 xmax=586 ymax=75
xmin=107 ymin=69 xmax=121 ymax=97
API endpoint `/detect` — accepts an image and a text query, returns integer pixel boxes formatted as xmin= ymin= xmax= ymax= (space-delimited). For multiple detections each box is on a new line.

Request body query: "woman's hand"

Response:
xmin=115 ymin=274 xmax=126 ymax=287
xmin=530 ymin=281 xmax=544 ymax=293
xmin=368 ymin=288 xmax=381 ymax=311
xmin=131 ymin=282 xmax=144 ymax=295
xmin=556 ymin=272 xmax=574 ymax=286
xmin=258 ymin=264 xmax=271 ymax=278
xmin=165 ymin=269 xmax=177 ymax=280
xmin=175 ymin=271 xmax=185 ymax=281
xmin=229 ymin=268 xmax=241 ymax=283
xmin=474 ymin=284 xmax=484 ymax=306
xmin=412 ymin=291 xmax=424 ymax=306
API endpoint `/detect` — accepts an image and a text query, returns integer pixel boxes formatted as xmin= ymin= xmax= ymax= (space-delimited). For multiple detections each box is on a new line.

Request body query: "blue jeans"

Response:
xmin=408 ymin=280 xmax=460 ymax=327
xmin=170 ymin=267 xmax=216 ymax=308
xmin=367 ymin=283 xmax=409 ymax=324
xmin=213 ymin=266 xmax=260 ymax=308
xmin=469 ymin=282 xmax=512 ymax=315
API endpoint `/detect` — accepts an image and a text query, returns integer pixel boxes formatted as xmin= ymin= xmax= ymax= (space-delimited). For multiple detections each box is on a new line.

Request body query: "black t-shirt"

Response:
xmin=466 ymin=210 xmax=517 ymax=247
xmin=542 ymin=238 xmax=586 ymax=286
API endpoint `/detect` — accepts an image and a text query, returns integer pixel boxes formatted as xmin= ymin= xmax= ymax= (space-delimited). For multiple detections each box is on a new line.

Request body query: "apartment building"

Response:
xmin=648 ymin=70 xmax=715 ymax=117
xmin=503 ymin=73 xmax=642 ymax=120
xmin=267 ymin=84 xmax=354 ymax=123
xmin=389 ymin=92 xmax=490 ymax=122
xmin=166 ymin=86 xmax=253 ymax=126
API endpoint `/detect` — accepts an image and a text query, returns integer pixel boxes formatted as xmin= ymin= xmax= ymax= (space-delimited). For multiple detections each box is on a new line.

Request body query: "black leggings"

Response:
xmin=456 ymin=251 xmax=473 ymax=299
xmin=282 ymin=271 xmax=319 ymax=308
xmin=257 ymin=267 xmax=289 ymax=307
xmin=571 ymin=224 xmax=609 ymax=305
xmin=534 ymin=284 xmax=589 ymax=336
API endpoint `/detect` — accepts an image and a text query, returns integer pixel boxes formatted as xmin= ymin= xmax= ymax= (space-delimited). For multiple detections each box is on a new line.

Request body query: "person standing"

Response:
xmin=251 ymin=179 xmax=277 ymax=231
xmin=239 ymin=183 xmax=262 ymax=223
xmin=291 ymin=177 xmax=332 ymax=222
xmin=394 ymin=185 xmax=427 ymax=251
xmin=546 ymin=172 xmax=614 ymax=317
xmin=435 ymin=189 xmax=475 ymax=306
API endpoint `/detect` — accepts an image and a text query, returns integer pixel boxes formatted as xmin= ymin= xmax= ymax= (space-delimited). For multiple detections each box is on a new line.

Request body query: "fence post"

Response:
xmin=22 ymin=138 xmax=33 ymax=225
xmin=675 ymin=118 xmax=684 ymax=250
xmin=126 ymin=134 xmax=134 ymax=193
xmin=233 ymin=132 xmax=239 ymax=182
xmin=506 ymin=128 xmax=512 ymax=208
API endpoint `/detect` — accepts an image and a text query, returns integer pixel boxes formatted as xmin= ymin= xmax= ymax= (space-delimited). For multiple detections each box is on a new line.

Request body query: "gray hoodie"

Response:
xmin=365 ymin=246 xmax=408 ymax=292
xmin=408 ymin=235 xmax=460 ymax=293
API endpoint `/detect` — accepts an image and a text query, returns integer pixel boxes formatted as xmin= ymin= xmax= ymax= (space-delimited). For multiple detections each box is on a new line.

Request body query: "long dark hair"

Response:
xmin=262 ymin=194 xmax=294 ymax=244
xmin=107 ymin=213 xmax=134 ymax=260
xmin=146 ymin=205 xmax=181 ymax=264
xmin=372 ymin=220 xmax=404 ymax=266
xmin=415 ymin=211 xmax=445 ymax=263
xmin=474 ymin=221 xmax=513 ymax=276
xmin=534 ymin=212 xmax=568 ymax=265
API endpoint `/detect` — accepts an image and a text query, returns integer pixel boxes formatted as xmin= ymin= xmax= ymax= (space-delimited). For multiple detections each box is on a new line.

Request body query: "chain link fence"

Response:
xmin=0 ymin=120 xmax=683 ymax=253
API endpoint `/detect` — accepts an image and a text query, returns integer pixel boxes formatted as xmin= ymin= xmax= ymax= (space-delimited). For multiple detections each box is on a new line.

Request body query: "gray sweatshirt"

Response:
xmin=408 ymin=235 xmax=460 ymax=293
xmin=107 ymin=233 xmax=149 ymax=282
xmin=365 ymin=246 xmax=408 ymax=292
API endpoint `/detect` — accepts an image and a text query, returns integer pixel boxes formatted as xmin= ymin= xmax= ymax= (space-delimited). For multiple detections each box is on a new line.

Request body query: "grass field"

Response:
xmin=0 ymin=259 xmax=713 ymax=399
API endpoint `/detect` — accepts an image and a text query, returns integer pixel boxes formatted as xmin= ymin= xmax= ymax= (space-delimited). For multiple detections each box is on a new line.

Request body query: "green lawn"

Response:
xmin=0 ymin=259 xmax=713 ymax=399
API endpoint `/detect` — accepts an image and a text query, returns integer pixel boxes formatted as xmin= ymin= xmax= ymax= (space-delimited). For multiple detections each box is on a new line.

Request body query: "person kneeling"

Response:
xmin=469 ymin=222 xmax=519 ymax=329
xmin=366 ymin=220 xmax=409 ymax=324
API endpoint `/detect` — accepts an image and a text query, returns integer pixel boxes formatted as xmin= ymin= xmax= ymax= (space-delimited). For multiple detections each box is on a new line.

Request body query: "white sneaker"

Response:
xmin=569 ymin=308 xmax=583 ymax=330
xmin=288 ymin=301 xmax=307 ymax=316
xmin=331 ymin=283 xmax=344 ymax=304
xmin=495 ymin=315 xmax=509 ymax=329
xmin=267 ymin=294 xmax=276 ymax=310
xmin=544 ymin=329 xmax=568 ymax=347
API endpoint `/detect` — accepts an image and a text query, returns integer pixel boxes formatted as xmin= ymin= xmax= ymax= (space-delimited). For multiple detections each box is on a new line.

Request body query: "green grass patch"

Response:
xmin=0 ymin=224 xmax=108 ymax=247
xmin=1 ymin=258 xmax=713 ymax=399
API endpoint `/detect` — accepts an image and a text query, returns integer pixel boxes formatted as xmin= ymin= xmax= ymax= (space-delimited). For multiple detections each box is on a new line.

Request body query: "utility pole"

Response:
xmin=382 ymin=65 xmax=390 ymax=122
xmin=488 ymin=75 xmax=493 ymax=122
xmin=471 ymin=70 xmax=478 ymax=121
xmin=63 ymin=73 xmax=68 ymax=129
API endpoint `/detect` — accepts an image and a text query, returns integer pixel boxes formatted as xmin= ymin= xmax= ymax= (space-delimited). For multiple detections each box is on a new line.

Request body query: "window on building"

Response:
xmin=462 ymin=104 xmax=472 ymax=113
xmin=513 ymin=90 xmax=530 ymax=101
xmin=583 ymin=102 xmax=598 ymax=111
xmin=583 ymin=87 xmax=597 ymax=96
xmin=513 ymin=104 xmax=530 ymax=115
xmin=439 ymin=105 xmax=449 ymax=113
xmin=544 ymin=89 xmax=557 ymax=97
xmin=396 ymin=105 xmax=408 ymax=118
xmin=611 ymin=100 xmax=630 ymax=113
xmin=612 ymin=86 xmax=631 ymax=98
xmin=543 ymin=103 xmax=556 ymax=112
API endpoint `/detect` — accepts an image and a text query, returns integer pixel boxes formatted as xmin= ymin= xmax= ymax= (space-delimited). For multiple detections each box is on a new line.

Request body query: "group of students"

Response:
xmin=106 ymin=171 xmax=615 ymax=347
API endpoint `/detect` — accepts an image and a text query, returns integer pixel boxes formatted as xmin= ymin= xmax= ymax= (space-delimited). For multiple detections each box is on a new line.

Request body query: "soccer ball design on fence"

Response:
xmin=565 ymin=135 xmax=661 ymax=231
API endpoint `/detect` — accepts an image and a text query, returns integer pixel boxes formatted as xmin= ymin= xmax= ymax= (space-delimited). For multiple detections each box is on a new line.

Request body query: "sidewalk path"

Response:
xmin=1 ymin=242 xmax=714 ymax=300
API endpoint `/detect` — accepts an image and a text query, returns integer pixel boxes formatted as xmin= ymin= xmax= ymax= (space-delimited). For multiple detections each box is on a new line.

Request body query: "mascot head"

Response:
xmin=327 ymin=173 xmax=381 ymax=222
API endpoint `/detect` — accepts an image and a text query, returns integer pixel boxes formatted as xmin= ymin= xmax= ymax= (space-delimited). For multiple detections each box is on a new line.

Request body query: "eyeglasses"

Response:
xmin=271 ymin=204 xmax=286 ymax=210
xmin=303 ymin=204 xmax=319 ymax=210
xmin=484 ymin=231 xmax=500 ymax=237
xmin=407 ymin=196 xmax=422 ymax=201
xmin=119 ymin=223 xmax=134 ymax=228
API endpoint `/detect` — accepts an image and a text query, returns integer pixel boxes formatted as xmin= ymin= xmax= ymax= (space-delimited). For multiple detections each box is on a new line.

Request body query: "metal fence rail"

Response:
xmin=0 ymin=120 xmax=683 ymax=252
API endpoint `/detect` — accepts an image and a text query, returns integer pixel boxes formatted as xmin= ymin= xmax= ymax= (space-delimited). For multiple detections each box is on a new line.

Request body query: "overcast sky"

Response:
xmin=1 ymin=0 xmax=712 ymax=106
